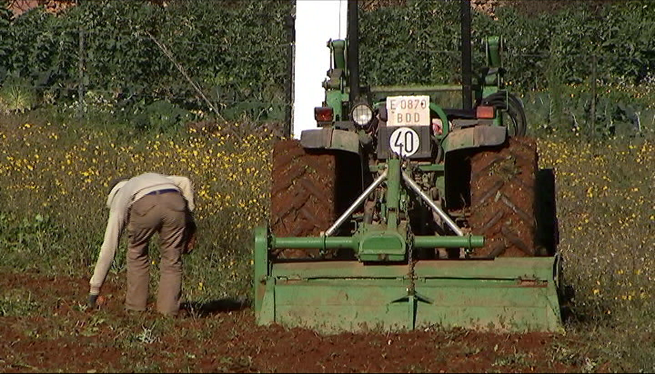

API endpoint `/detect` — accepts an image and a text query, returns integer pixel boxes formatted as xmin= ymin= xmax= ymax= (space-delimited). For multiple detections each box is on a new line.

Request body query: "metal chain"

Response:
xmin=407 ymin=238 xmax=416 ymax=297
xmin=405 ymin=161 xmax=416 ymax=298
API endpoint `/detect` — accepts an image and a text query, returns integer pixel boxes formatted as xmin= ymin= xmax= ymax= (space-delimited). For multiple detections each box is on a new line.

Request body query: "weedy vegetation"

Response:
xmin=0 ymin=105 xmax=654 ymax=371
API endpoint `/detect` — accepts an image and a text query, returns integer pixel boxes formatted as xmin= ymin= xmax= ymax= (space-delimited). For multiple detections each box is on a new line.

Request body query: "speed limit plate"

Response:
xmin=389 ymin=127 xmax=420 ymax=157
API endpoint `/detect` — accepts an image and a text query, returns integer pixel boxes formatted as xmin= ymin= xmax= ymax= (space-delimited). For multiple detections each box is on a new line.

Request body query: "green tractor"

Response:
xmin=253 ymin=0 xmax=563 ymax=334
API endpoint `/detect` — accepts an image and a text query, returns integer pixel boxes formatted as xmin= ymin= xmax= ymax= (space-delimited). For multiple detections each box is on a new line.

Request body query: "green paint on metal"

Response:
xmin=358 ymin=225 xmax=406 ymax=262
xmin=385 ymin=157 xmax=401 ymax=231
xmin=370 ymin=162 xmax=445 ymax=173
xmin=370 ymin=84 xmax=464 ymax=93
xmin=255 ymin=217 xmax=563 ymax=333
xmin=267 ymin=231 xmax=483 ymax=253
xmin=330 ymin=39 xmax=347 ymax=71
xmin=481 ymin=36 xmax=504 ymax=128
xmin=299 ymin=128 xmax=360 ymax=154
xmin=270 ymin=257 xmax=556 ymax=279
xmin=258 ymin=278 xmax=276 ymax=325
xmin=416 ymin=164 xmax=445 ymax=172
xmin=441 ymin=125 xmax=507 ymax=153
xmin=485 ymin=36 xmax=502 ymax=69
xmin=253 ymin=226 xmax=269 ymax=314
xmin=414 ymin=235 xmax=483 ymax=249
xmin=274 ymin=282 xmax=412 ymax=332
xmin=273 ymin=236 xmax=357 ymax=250
xmin=330 ymin=128 xmax=360 ymax=153
xmin=442 ymin=128 xmax=475 ymax=152
xmin=326 ymin=90 xmax=345 ymax=121
xmin=409 ymin=295 xmax=418 ymax=330
xmin=258 ymin=258 xmax=563 ymax=334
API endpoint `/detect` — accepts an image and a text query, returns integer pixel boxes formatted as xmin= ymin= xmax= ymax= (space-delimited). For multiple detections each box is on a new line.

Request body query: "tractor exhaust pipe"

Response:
xmin=461 ymin=0 xmax=472 ymax=110
xmin=348 ymin=0 xmax=360 ymax=102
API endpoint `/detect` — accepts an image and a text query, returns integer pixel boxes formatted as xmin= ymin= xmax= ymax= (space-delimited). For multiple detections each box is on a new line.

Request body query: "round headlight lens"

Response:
xmin=352 ymin=104 xmax=373 ymax=126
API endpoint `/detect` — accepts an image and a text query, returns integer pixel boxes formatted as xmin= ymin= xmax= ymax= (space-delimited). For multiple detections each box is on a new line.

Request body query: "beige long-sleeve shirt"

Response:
xmin=89 ymin=172 xmax=195 ymax=295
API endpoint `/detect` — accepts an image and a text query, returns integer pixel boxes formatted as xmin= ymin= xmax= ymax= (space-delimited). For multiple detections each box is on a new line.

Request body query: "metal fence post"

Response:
xmin=77 ymin=0 xmax=85 ymax=118
xmin=284 ymin=13 xmax=295 ymax=138
xmin=591 ymin=55 xmax=597 ymax=138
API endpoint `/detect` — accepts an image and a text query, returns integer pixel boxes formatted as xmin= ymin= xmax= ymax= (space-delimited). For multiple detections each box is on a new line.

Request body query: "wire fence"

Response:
xmin=4 ymin=48 xmax=654 ymax=138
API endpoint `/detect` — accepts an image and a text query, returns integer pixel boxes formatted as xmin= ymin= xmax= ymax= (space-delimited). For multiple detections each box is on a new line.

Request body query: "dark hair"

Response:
xmin=108 ymin=176 xmax=129 ymax=194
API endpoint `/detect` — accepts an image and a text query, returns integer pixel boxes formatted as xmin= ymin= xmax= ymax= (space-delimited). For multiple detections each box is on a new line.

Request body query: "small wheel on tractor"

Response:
xmin=468 ymin=136 xmax=539 ymax=258
xmin=481 ymin=92 xmax=528 ymax=137
xmin=270 ymin=139 xmax=338 ymax=259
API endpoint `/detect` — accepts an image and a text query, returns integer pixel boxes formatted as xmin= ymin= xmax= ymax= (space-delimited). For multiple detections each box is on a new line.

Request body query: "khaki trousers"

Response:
xmin=125 ymin=191 xmax=188 ymax=315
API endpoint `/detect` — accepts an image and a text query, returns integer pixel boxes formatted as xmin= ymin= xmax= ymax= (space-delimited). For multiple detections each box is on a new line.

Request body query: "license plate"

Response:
xmin=386 ymin=95 xmax=430 ymax=127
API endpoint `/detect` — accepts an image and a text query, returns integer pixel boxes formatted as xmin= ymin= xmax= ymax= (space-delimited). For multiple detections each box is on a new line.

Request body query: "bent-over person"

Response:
xmin=87 ymin=172 xmax=197 ymax=316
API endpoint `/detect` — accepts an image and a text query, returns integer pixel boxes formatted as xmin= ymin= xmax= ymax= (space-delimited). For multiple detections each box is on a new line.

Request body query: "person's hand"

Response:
xmin=87 ymin=294 xmax=99 ymax=309
xmin=183 ymin=219 xmax=197 ymax=255
xmin=184 ymin=230 xmax=196 ymax=254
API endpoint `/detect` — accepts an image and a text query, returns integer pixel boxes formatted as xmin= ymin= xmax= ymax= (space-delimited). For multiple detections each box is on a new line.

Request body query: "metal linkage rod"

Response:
xmin=401 ymin=171 xmax=464 ymax=236
xmin=325 ymin=169 xmax=388 ymax=237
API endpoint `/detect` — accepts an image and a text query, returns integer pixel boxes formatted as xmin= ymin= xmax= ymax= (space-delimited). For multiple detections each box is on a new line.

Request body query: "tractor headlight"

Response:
xmin=352 ymin=104 xmax=373 ymax=127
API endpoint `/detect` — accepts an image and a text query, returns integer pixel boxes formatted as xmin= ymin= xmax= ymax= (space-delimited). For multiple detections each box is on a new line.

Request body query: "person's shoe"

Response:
xmin=157 ymin=308 xmax=188 ymax=319
xmin=87 ymin=294 xmax=99 ymax=309
xmin=176 ymin=308 xmax=190 ymax=318
xmin=124 ymin=307 xmax=146 ymax=316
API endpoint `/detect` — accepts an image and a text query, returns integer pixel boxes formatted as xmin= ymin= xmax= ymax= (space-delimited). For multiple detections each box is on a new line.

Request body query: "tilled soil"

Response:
xmin=0 ymin=271 xmax=602 ymax=373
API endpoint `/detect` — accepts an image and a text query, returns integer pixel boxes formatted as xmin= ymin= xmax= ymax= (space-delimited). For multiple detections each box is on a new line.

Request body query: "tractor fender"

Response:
xmin=300 ymin=128 xmax=361 ymax=155
xmin=441 ymin=125 xmax=507 ymax=154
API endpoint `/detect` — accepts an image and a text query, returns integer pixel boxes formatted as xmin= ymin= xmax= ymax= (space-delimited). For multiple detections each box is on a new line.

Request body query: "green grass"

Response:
xmin=0 ymin=288 xmax=39 ymax=317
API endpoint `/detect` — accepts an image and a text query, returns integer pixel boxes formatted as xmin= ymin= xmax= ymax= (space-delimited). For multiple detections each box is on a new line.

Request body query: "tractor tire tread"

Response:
xmin=270 ymin=139 xmax=337 ymax=259
xmin=469 ymin=136 xmax=538 ymax=257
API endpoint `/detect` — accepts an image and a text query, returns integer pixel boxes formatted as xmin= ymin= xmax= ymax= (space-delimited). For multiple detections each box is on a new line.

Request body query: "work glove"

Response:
xmin=87 ymin=294 xmax=99 ymax=309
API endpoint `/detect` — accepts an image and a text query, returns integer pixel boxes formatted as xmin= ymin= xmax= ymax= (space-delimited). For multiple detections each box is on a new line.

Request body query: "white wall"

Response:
xmin=292 ymin=0 xmax=348 ymax=139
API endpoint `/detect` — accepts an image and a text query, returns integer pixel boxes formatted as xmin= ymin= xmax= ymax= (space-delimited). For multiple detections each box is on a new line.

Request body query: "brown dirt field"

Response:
xmin=0 ymin=270 xmax=606 ymax=373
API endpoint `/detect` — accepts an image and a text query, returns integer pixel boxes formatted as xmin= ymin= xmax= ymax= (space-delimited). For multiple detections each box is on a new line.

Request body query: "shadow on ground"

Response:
xmin=181 ymin=297 xmax=251 ymax=317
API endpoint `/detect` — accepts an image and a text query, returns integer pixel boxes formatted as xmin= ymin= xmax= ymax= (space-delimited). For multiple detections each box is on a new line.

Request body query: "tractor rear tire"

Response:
xmin=535 ymin=168 xmax=559 ymax=256
xmin=270 ymin=139 xmax=338 ymax=259
xmin=468 ymin=136 xmax=538 ymax=257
